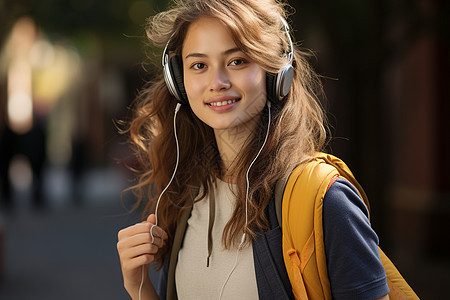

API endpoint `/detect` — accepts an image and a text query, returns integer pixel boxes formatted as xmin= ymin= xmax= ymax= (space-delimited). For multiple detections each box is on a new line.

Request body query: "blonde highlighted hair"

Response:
xmin=126 ymin=0 xmax=328 ymax=266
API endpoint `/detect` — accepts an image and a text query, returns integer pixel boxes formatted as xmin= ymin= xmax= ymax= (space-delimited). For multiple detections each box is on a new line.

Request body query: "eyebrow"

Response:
xmin=184 ymin=47 xmax=242 ymax=60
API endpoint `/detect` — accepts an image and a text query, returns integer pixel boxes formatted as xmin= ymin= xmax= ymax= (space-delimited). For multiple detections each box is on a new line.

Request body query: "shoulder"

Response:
xmin=322 ymin=178 xmax=375 ymax=248
xmin=323 ymin=178 xmax=370 ymax=220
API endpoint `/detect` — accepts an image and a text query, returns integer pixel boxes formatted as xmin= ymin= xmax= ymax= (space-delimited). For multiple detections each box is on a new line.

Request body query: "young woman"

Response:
xmin=117 ymin=0 xmax=390 ymax=299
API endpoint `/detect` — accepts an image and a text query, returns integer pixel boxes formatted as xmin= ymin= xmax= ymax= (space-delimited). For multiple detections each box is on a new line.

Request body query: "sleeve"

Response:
xmin=323 ymin=178 xmax=390 ymax=300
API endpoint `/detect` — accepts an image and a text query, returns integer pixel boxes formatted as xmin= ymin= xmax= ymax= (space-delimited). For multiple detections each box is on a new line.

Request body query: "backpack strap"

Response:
xmin=281 ymin=156 xmax=336 ymax=299
xmin=274 ymin=156 xmax=339 ymax=227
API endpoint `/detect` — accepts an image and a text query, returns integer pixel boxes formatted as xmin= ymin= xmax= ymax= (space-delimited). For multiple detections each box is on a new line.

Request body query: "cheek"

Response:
xmin=235 ymin=69 xmax=266 ymax=119
xmin=241 ymin=69 xmax=266 ymax=102
xmin=184 ymin=75 xmax=205 ymax=102
xmin=184 ymin=76 xmax=207 ymax=120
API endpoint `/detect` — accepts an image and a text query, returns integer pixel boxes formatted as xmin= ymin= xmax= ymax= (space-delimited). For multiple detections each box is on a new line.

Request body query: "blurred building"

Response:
xmin=292 ymin=1 xmax=450 ymax=297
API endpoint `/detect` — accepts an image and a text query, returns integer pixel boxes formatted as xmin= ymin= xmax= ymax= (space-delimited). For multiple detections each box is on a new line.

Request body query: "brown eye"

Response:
xmin=192 ymin=63 xmax=206 ymax=70
xmin=229 ymin=59 xmax=246 ymax=66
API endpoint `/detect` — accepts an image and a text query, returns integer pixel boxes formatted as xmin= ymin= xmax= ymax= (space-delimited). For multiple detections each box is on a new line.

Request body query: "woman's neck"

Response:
xmin=214 ymin=125 xmax=253 ymax=182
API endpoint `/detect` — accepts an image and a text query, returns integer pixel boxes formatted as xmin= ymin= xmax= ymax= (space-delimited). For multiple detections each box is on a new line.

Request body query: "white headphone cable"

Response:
xmin=139 ymin=103 xmax=181 ymax=300
xmin=218 ymin=101 xmax=271 ymax=300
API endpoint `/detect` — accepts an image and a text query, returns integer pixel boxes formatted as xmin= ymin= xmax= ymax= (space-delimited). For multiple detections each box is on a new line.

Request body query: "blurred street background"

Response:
xmin=0 ymin=0 xmax=449 ymax=299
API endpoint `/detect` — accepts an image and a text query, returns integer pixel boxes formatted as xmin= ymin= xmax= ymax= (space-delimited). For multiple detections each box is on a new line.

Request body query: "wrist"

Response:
xmin=125 ymin=278 xmax=158 ymax=300
xmin=124 ymin=275 xmax=148 ymax=298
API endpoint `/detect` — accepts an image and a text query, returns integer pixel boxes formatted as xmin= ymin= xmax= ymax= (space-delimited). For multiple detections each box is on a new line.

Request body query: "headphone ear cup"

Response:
xmin=266 ymin=72 xmax=277 ymax=102
xmin=168 ymin=55 xmax=188 ymax=105
xmin=277 ymin=64 xmax=294 ymax=99
xmin=266 ymin=64 xmax=294 ymax=102
xmin=163 ymin=56 xmax=179 ymax=101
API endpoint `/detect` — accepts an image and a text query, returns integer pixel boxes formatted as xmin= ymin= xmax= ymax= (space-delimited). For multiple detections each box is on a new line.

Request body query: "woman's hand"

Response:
xmin=117 ymin=214 xmax=168 ymax=299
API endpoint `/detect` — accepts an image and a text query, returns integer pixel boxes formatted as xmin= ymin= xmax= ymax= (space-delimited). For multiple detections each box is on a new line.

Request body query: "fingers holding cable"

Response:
xmin=118 ymin=222 xmax=167 ymax=251
xmin=146 ymin=213 xmax=168 ymax=244
xmin=124 ymin=241 xmax=161 ymax=261
xmin=124 ymin=231 xmax=165 ymax=250
xmin=117 ymin=220 xmax=168 ymax=284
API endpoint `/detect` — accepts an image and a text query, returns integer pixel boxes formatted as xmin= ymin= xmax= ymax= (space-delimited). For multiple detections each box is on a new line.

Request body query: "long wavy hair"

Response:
xmin=126 ymin=0 xmax=328 ymax=266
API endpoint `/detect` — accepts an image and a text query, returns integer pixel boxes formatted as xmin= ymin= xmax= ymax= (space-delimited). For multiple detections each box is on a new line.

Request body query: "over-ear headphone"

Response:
xmin=162 ymin=35 xmax=188 ymax=104
xmin=266 ymin=17 xmax=294 ymax=103
xmin=162 ymin=16 xmax=294 ymax=105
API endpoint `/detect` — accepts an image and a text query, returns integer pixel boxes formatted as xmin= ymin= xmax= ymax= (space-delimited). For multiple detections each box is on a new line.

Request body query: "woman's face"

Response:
xmin=182 ymin=17 xmax=266 ymax=133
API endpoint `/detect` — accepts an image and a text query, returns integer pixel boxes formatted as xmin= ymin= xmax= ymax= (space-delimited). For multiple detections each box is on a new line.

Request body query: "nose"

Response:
xmin=208 ymin=67 xmax=231 ymax=92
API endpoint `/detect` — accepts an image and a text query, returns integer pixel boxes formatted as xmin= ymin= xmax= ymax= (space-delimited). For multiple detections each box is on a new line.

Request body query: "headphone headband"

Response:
xmin=280 ymin=17 xmax=294 ymax=63
xmin=270 ymin=16 xmax=294 ymax=101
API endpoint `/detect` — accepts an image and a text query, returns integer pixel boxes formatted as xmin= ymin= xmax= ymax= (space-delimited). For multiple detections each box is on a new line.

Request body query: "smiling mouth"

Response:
xmin=207 ymin=98 xmax=240 ymax=107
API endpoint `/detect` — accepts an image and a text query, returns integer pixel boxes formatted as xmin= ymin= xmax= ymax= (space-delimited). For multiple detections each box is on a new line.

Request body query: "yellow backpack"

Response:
xmin=275 ymin=153 xmax=419 ymax=299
